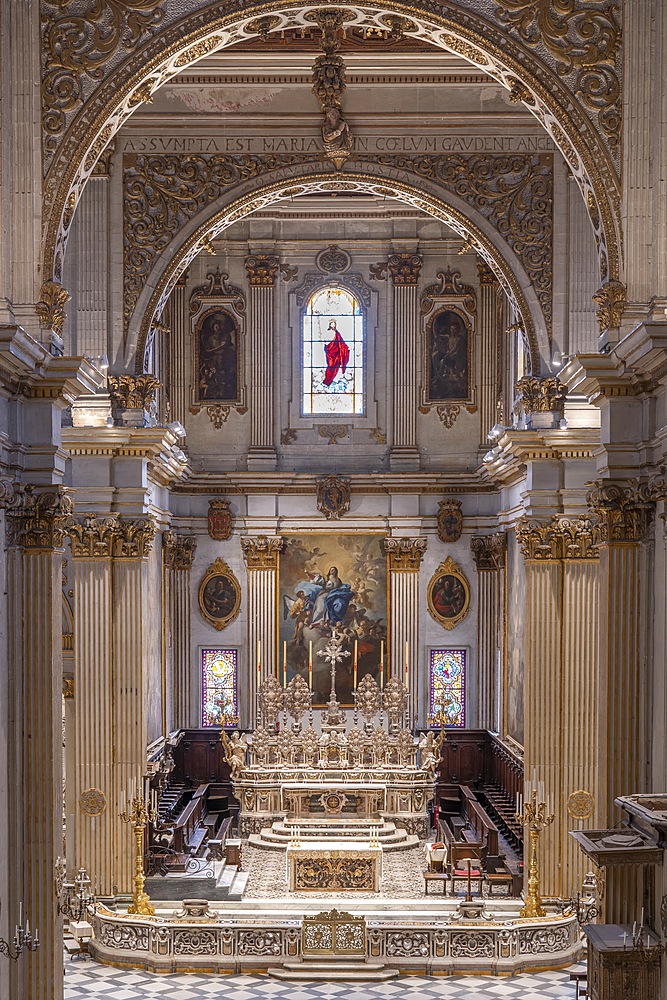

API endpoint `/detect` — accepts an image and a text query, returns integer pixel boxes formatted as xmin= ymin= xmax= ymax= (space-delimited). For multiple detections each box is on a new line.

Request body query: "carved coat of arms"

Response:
xmin=208 ymin=498 xmax=233 ymax=540
xmin=437 ymin=499 xmax=463 ymax=543
xmin=316 ymin=476 xmax=351 ymax=520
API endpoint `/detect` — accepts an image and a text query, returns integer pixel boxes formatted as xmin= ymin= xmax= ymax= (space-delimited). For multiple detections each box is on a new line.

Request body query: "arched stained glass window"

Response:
xmin=201 ymin=648 xmax=238 ymax=727
xmin=302 ymin=287 xmax=363 ymax=415
xmin=429 ymin=649 xmax=466 ymax=728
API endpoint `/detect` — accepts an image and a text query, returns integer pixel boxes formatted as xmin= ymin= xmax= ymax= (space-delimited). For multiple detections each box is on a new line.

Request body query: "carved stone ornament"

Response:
xmin=79 ymin=787 xmax=106 ymax=817
xmin=206 ymin=404 xmax=231 ymax=429
xmin=592 ymin=279 xmax=626 ymax=332
xmin=241 ymin=534 xmax=284 ymax=571
xmin=587 ymin=481 xmax=653 ymax=544
xmin=381 ymin=676 xmax=408 ymax=728
xmin=514 ymin=375 xmax=567 ymax=420
xmin=427 ymin=556 xmax=471 ymax=631
xmin=35 ymin=280 xmax=70 ymax=336
xmin=310 ymin=9 xmax=349 ymax=110
xmin=421 ymin=267 xmax=477 ymax=318
xmin=316 ymin=245 xmax=351 ymax=274
xmin=516 ymin=516 xmax=601 ymax=560
xmin=107 ymin=374 xmax=160 ymax=412
xmin=437 ymin=499 xmax=463 ymax=544
xmin=208 ymin=498 xmax=233 ymax=541
xmin=436 ymin=404 xmax=460 ymax=429
xmin=245 ymin=254 xmax=279 ymax=287
xmin=258 ymin=675 xmax=285 ymax=731
xmin=384 ymin=537 xmax=427 ymax=572
xmin=188 ymin=267 xmax=245 ymax=317
xmin=471 ymin=533 xmax=507 ymax=571
xmin=387 ymin=253 xmax=423 ymax=286
xmin=162 ymin=531 xmax=197 ymax=570
xmin=67 ymin=514 xmax=157 ymax=559
xmin=317 ymin=424 xmax=349 ymax=446
xmin=567 ymin=789 xmax=595 ymax=821
xmin=283 ymin=675 xmax=312 ymax=725
xmin=316 ymin=475 xmax=351 ymax=520
xmin=197 ymin=558 xmax=241 ymax=631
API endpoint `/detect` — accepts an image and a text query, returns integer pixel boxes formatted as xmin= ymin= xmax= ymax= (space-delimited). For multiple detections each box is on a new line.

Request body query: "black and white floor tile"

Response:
xmin=64 ymin=961 xmax=585 ymax=999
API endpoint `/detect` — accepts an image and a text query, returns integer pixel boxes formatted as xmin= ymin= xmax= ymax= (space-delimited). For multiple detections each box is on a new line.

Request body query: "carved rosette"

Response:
xmin=245 ymin=254 xmax=279 ymax=287
xmin=516 ymin=517 xmax=601 ymax=560
xmin=5 ymin=487 xmax=74 ymax=550
xmin=107 ymin=374 xmax=160 ymax=411
xmin=67 ymin=514 xmax=157 ymax=559
xmin=162 ymin=531 xmax=197 ymax=571
xmin=514 ymin=376 xmax=567 ymax=420
xmin=241 ymin=535 xmax=284 ymax=571
xmin=471 ymin=533 xmax=507 ymax=571
xmin=387 ymin=253 xmax=423 ymax=286
xmin=592 ymin=279 xmax=626 ymax=333
xmin=35 ymin=280 xmax=70 ymax=336
xmin=587 ymin=481 xmax=653 ymax=544
xmin=384 ymin=537 xmax=427 ymax=572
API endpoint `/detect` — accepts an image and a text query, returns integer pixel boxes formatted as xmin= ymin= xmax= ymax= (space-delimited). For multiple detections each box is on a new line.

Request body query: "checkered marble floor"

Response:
xmin=64 ymin=961 xmax=584 ymax=999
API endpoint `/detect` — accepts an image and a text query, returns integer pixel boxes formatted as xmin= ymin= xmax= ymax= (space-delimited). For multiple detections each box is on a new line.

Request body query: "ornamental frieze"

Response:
xmin=516 ymin=516 xmax=601 ymax=560
xmin=67 ymin=514 xmax=157 ymax=558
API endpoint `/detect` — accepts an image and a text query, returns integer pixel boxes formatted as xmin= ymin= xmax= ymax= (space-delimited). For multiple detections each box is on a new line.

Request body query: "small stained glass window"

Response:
xmin=429 ymin=649 xmax=466 ymax=727
xmin=201 ymin=648 xmax=238 ymax=727
xmin=302 ymin=286 xmax=363 ymax=415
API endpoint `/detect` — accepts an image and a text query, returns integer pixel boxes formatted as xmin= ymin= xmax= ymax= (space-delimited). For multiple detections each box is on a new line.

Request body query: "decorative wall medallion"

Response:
xmin=206 ymin=404 xmax=231 ymax=429
xmin=316 ymin=245 xmax=351 ymax=274
xmin=316 ymin=475 xmax=351 ymax=520
xmin=208 ymin=498 xmax=233 ymax=541
xmin=567 ymin=789 xmax=595 ymax=821
xmin=437 ymin=499 xmax=463 ymax=544
xmin=319 ymin=792 xmax=348 ymax=815
xmin=79 ymin=787 xmax=106 ymax=817
xmin=427 ymin=557 xmax=471 ymax=631
xmin=198 ymin=558 xmax=241 ymax=631
xmin=317 ymin=424 xmax=349 ymax=446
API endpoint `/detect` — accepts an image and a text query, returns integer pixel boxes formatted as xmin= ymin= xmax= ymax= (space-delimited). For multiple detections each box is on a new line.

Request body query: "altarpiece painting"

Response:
xmin=425 ymin=307 xmax=471 ymax=402
xmin=194 ymin=306 xmax=242 ymax=404
xmin=279 ymin=533 xmax=388 ymax=706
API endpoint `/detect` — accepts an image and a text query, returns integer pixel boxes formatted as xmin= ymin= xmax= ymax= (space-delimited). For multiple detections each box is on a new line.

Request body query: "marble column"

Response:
xmin=388 ymin=253 xmax=422 ymax=471
xmin=477 ymin=260 xmax=499 ymax=445
xmin=163 ymin=532 xmax=197 ymax=730
xmin=384 ymin=537 xmax=427 ymax=724
xmin=6 ymin=489 xmax=71 ymax=1000
xmin=245 ymin=255 xmax=279 ymax=470
xmin=168 ymin=272 xmax=190 ymax=427
xmin=67 ymin=515 xmax=157 ymax=898
xmin=240 ymin=535 xmax=284 ymax=726
xmin=516 ymin=517 xmax=600 ymax=900
xmin=471 ymin=533 xmax=507 ymax=731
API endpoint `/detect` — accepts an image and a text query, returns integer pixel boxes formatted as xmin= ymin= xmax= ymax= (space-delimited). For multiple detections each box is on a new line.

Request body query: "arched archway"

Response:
xmin=128 ymin=170 xmax=547 ymax=375
xmin=43 ymin=0 xmax=620 ymax=300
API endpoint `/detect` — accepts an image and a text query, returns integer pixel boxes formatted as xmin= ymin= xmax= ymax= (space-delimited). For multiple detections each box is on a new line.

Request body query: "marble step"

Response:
xmin=248 ymin=830 xmax=420 ymax=853
xmin=268 ymin=959 xmax=398 ymax=981
xmin=227 ymin=870 xmax=249 ymax=900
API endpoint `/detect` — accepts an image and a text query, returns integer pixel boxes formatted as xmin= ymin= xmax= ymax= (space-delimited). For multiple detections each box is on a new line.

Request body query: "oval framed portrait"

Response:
xmin=427 ymin=556 xmax=470 ymax=631
xmin=198 ymin=558 xmax=241 ymax=631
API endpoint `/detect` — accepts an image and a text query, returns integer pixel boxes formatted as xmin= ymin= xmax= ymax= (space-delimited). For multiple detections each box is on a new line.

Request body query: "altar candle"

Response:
xmin=354 ymin=640 xmax=358 ymax=690
xmin=405 ymin=641 xmax=409 ymax=690
xmin=309 ymin=641 xmax=313 ymax=689
xmin=380 ymin=640 xmax=384 ymax=689
xmin=283 ymin=640 xmax=287 ymax=689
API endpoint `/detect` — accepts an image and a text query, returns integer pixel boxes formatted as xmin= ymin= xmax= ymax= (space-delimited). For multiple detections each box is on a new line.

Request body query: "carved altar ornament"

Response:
xmin=587 ymin=480 xmax=653 ymax=544
xmin=197 ymin=557 xmax=241 ymax=631
xmin=516 ymin=516 xmax=601 ymax=561
xmin=387 ymin=253 xmax=422 ymax=286
xmin=382 ymin=676 xmax=408 ymax=727
xmin=207 ymin=497 xmax=233 ymax=541
xmin=592 ymin=279 xmax=626 ymax=333
xmin=471 ymin=532 xmax=507 ymax=571
xmin=316 ymin=474 xmax=351 ymax=520
xmin=67 ymin=514 xmax=157 ymax=559
xmin=384 ymin=536 xmax=427 ymax=572
xmin=427 ymin=556 xmax=470 ymax=630
xmin=258 ymin=675 xmax=285 ymax=730
xmin=162 ymin=530 xmax=197 ymax=570
xmin=355 ymin=673 xmax=382 ymax=722
xmin=241 ymin=534 xmax=284 ymax=570
xmin=284 ymin=674 xmax=312 ymax=724
xmin=5 ymin=486 xmax=74 ymax=550
xmin=437 ymin=498 xmax=463 ymax=544
xmin=35 ymin=279 xmax=70 ymax=336
xmin=513 ymin=375 xmax=567 ymax=420
xmin=107 ymin=373 xmax=160 ymax=411
xmin=221 ymin=730 xmax=247 ymax=781
xmin=244 ymin=254 xmax=279 ymax=286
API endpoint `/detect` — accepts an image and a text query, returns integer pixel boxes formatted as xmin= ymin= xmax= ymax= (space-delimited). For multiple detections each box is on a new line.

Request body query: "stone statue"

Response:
xmin=322 ymin=107 xmax=352 ymax=168
xmin=419 ymin=731 xmax=438 ymax=776
xmin=221 ymin=730 xmax=247 ymax=781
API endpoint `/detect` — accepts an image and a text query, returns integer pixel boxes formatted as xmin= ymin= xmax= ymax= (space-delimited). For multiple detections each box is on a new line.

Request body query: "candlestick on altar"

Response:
xmin=283 ymin=640 xmax=287 ymax=689
xmin=380 ymin=640 xmax=384 ymax=689
xmin=405 ymin=640 xmax=409 ymax=691
xmin=309 ymin=640 xmax=313 ymax=689
xmin=515 ymin=787 xmax=555 ymax=918
xmin=120 ymin=785 xmax=159 ymax=916
xmin=353 ymin=639 xmax=358 ymax=690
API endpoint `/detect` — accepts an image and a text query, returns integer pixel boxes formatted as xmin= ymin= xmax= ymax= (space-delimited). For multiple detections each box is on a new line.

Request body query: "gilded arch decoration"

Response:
xmin=40 ymin=1 xmax=621 ymax=303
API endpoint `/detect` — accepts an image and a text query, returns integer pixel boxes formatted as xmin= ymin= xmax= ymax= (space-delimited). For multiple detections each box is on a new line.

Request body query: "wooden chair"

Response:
xmin=485 ymin=855 xmax=515 ymax=897
xmin=569 ymin=971 xmax=588 ymax=998
xmin=450 ymin=856 xmax=483 ymax=898
xmin=423 ymin=871 xmax=449 ymax=894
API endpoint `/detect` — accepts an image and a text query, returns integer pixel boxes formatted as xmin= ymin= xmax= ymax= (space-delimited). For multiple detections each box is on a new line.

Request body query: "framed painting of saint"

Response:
xmin=279 ymin=533 xmax=388 ymax=707
xmin=425 ymin=307 xmax=471 ymax=403
xmin=194 ymin=307 xmax=242 ymax=405
xmin=198 ymin=558 xmax=241 ymax=631
xmin=427 ymin=557 xmax=470 ymax=631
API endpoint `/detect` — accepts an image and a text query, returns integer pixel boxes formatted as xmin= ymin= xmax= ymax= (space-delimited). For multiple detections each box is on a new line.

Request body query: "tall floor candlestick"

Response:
xmin=309 ymin=640 xmax=313 ymax=689
xmin=515 ymin=787 xmax=555 ymax=918
xmin=283 ymin=640 xmax=287 ymax=689
xmin=120 ymin=789 xmax=158 ymax=916
xmin=405 ymin=640 xmax=409 ymax=691
xmin=380 ymin=640 xmax=384 ymax=689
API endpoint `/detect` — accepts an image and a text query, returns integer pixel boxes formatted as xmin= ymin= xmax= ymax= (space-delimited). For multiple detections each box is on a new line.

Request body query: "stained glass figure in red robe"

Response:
xmin=322 ymin=320 xmax=350 ymax=387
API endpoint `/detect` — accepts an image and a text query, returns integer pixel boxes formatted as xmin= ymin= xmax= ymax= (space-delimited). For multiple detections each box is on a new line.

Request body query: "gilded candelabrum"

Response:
xmin=120 ymin=793 xmax=158 ymax=916
xmin=516 ymin=787 xmax=554 ymax=918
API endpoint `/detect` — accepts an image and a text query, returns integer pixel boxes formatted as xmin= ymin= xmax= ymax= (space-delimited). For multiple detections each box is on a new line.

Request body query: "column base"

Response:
xmin=247 ymin=448 xmax=277 ymax=471
xmin=389 ymin=448 xmax=421 ymax=471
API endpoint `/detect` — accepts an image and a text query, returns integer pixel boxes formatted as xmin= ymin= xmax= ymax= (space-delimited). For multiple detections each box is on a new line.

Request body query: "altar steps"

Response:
xmin=268 ymin=958 xmax=398 ymax=982
xmin=249 ymin=819 xmax=419 ymax=853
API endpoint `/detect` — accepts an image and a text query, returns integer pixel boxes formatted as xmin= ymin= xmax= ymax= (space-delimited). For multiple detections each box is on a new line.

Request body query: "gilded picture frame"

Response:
xmin=424 ymin=306 xmax=472 ymax=404
xmin=198 ymin=558 xmax=241 ymax=631
xmin=194 ymin=305 xmax=243 ymax=406
xmin=427 ymin=556 xmax=470 ymax=631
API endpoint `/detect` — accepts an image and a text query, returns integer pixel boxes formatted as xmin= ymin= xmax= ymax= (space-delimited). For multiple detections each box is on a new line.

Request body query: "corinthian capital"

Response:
xmin=587 ymin=481 xmax=653 ymax=543
xmin=6 ymin=487 xmax=73 ymax=550
xmin=471 ymin=533 xmax=507 ymax=570
xmin=384 ymin=536 xmax=427 ymax=571
xmin=241 ymin=534 xmax=284 ymax=570
xmin=387 ymin=253 xmax=422 ymax=286
xmin=245 ymin=255 xmax=279 ymax=287
xmin=67 ymin=514 xmax=157 ymax=558
xmin=514 ymin=376 xmax=567 ymax=421
xmin=516 ymin=516 xmax=601 ymax=560
xmin=163 ymin=531 xmax=197 ymax=570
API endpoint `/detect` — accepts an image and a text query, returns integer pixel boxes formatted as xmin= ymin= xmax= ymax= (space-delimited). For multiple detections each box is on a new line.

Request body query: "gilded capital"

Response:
xmin=107 ymin=374 xmax=160 ymax=411
xmin=163 ymin=531 xmax=197 ymax=570
xmin=476 ymin=259 xmax=496 ymax=285
xmin=35 ymin=280 xmax=70 ymax=337
xmin=587 ymin=481 xmax=653 ymax=544
xmin=514 ymin=375 xmax=567 ymax=420
xmin=471 ymin=533 xmax=507 ymax=570
xmin=63 ymin=677 xmax=75 ymax=699
xmin=592 ymin=279 xmax=626 ymax=333
xmin=384 ymin=536 xmax=427 ymax=571
xmin=245 ymin=254 xmax=280 ymax=287
xmin=241 ymin=534 xmax=284 ymax=570
xmin=67 ymin=514 xmax=157 ymax=559
xmin=387 ymin=253 xmax=423 ymax=286
xmin=516 ymin=516 xmax=600 ymax=560
xmin=6 ymin=487 xmax=73 ymax=550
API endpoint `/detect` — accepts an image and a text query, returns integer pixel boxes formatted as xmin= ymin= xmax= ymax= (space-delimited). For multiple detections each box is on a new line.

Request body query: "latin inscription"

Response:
xmin=120 ymin=135 xmax=555 ymax=154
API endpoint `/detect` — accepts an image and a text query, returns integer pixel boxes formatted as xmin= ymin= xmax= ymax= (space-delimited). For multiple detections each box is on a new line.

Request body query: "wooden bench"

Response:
xmin=207 ymin=814 xmax=233 ymax=861
xmin=485 ymin=855 xmax=515 ymax=896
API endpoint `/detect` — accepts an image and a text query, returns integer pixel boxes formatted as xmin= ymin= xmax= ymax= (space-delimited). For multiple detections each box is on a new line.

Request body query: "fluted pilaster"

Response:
xmin=241 ymin=535 xmax=284 ymax=725
xmin=471 ymin=533 xmax=506 ymax=730
xmin=245 ymin=256 xmax=278 ymax=470
xmin=388 ymin=254 xmax=422 ymax=471
xmin=63 ymin=172 xmax=109 ymax=358
xmin=384 ymin=537 xmax=426 ymax=723
xmin=477 ymin=261 xmax=499 ymax=444
xmin=163 ymin=532 xmax=197 ymax=729
xmin=567 ymin=176 xmax=599 ymax=356
xmin=169 ymin=273 xmax=189 ymax=427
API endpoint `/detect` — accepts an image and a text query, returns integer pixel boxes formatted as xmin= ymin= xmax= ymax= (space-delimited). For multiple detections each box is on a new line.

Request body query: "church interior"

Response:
xmin=1 ymin=2 xmax=667 ymax=998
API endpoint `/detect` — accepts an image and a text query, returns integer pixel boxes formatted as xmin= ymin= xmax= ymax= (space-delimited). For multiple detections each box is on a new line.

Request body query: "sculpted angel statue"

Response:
xmin=418 ymin=731 xmax=439 ymax=776
xmin=221 ymin=730 xmax=247 ymax=781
